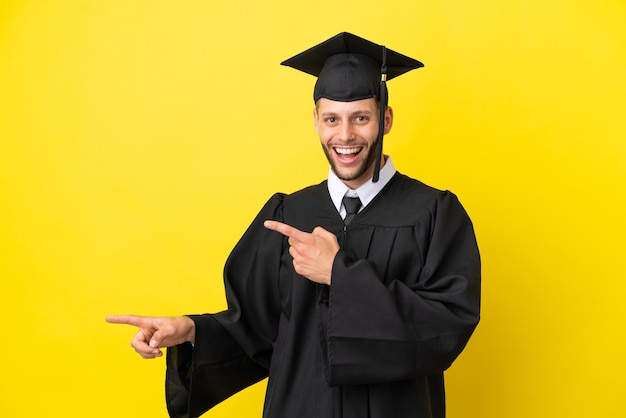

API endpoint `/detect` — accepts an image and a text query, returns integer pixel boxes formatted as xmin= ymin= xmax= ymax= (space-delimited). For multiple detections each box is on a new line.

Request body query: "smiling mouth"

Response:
xmin=334 ymin=146 xmax=363 ymax=156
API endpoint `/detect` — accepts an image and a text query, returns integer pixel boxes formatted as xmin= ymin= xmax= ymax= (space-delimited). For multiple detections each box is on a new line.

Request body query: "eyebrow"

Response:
xmin=320 ymin=109 xmax=374 ymax=118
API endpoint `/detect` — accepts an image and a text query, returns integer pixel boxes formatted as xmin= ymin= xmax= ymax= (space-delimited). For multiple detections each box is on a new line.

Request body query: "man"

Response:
xmin=107 ymin=32 xmax=481 ymax=418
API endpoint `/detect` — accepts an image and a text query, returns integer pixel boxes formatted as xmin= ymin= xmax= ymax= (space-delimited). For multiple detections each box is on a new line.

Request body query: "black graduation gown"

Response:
xmin=165 ymin=172 xmax=481 ymax=418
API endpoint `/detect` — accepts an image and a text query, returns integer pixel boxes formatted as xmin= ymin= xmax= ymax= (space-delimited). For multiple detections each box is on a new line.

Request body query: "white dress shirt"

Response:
xmin=327 ymin=156 xmax=397 ymax=219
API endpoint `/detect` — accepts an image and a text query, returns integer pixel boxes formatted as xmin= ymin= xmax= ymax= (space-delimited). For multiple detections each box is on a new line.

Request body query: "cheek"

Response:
xmin=314 ymin=121 xmax=321 ymax=136
xmin=357 ymin=125 xmax=379 ymax=142
xmin=316 ymin=126 xmax=333 ymax=141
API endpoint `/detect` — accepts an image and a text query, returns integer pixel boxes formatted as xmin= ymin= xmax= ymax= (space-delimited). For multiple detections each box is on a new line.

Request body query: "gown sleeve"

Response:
xmin=165 ymin=193 xmax=286 ymax=418
xmin=324 ymin=190 xmax=481 ymax=386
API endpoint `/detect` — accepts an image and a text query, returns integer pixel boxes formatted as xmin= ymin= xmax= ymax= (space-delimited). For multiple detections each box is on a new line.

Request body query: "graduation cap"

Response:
xmin=281 ymin=32 xmax=423 ymax=182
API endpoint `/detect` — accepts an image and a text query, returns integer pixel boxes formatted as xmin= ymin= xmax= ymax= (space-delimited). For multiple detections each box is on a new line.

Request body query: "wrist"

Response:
xmin=183 ymin=315 xmax=196 ymax=345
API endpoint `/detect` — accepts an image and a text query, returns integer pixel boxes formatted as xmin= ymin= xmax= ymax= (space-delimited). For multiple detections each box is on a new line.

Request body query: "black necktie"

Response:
xmin=342 ymin=196 xmax=362 ymax=226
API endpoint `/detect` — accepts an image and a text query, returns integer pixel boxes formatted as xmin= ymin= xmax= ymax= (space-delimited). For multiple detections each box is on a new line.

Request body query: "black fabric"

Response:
xmin=312 ymin=53 xmax=380 ymax=102
xmin=166 ymin=172 xmax=481 ymax=418
xmin=166 ymin=317 xmax=268 ymax=417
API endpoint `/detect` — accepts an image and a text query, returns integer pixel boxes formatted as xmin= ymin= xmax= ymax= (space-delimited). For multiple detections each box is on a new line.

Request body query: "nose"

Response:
xmin=338 ymin=121 xmax=354 ymax=142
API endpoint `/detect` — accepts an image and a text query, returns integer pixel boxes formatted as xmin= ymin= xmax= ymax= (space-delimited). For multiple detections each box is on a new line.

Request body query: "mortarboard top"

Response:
xmin=281 ymin=32 xmax=423 ymax=102
xmin=281 ymin=32 xmax=424 ymax=182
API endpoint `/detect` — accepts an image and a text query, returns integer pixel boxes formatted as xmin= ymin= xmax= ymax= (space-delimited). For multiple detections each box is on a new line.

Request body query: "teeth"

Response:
xmin=335 ymin=147 xmax=360 ymax=155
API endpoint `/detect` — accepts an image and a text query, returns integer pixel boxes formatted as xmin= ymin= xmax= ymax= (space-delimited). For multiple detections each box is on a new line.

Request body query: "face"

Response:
xmin=314 ymin=98 xmax=393 ymax=189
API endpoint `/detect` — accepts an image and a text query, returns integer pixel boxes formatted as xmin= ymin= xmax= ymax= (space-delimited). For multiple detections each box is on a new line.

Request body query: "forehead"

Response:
xmin=316 ymin=97 xmax=378 ymax=114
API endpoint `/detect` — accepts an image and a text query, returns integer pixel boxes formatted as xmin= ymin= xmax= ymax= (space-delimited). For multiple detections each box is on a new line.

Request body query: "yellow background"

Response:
xmin=1 ymin=1 xmax=625 ymax=417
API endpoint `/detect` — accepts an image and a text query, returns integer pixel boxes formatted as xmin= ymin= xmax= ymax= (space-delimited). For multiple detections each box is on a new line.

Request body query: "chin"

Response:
xmin=333 ymin=164 xmax=369 ymax=182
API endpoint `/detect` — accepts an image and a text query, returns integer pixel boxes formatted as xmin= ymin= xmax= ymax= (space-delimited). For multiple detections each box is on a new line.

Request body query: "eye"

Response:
xmin=354 ymin=115 xmax=369 ymax=123
xmin=324 ymin=117 xmax=337 ymax=124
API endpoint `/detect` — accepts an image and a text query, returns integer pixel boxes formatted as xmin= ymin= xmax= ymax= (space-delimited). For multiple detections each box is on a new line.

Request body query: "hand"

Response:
xmin=105 ymin=315 xmax=196 ymax=359
xmin=264 ymin=220 xmax=339 ymax=285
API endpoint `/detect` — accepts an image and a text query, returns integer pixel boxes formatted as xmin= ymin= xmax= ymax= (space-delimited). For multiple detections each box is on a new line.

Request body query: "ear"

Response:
xmin=313 ymin=107 xmax=320 ymax=135
xmin=383 ymin=106 xmax=394 ymax=134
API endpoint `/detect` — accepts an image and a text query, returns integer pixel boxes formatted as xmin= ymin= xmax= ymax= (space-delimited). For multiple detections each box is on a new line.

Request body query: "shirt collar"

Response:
xmin=327 ymin=156 xmax=397 ymax=215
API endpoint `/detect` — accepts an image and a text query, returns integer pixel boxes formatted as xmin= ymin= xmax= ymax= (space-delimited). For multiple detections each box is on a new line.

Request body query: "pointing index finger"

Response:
xmin=264 ymin=220 xmax=307 ymax=240
xmin=105 ymin=315 xmax=149 ymax=328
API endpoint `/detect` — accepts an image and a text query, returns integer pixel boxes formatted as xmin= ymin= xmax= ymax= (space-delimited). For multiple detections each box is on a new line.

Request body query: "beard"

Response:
xmin=322 ymin=137 xmax=379 ymax=183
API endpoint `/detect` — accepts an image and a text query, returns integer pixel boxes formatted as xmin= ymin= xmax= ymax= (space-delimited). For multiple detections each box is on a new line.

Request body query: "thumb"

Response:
xmin=149 ymin=323 xmax=176 ymax=348
xmin=149 ymin=330 xmax=163 ymax=348
xmin=312 ymin=226 xmax=332 ymax=237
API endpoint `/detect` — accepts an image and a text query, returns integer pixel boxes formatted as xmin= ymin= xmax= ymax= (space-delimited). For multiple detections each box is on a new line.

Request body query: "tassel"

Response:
xmin=373 ymin=46 xmax=388 ymax=183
